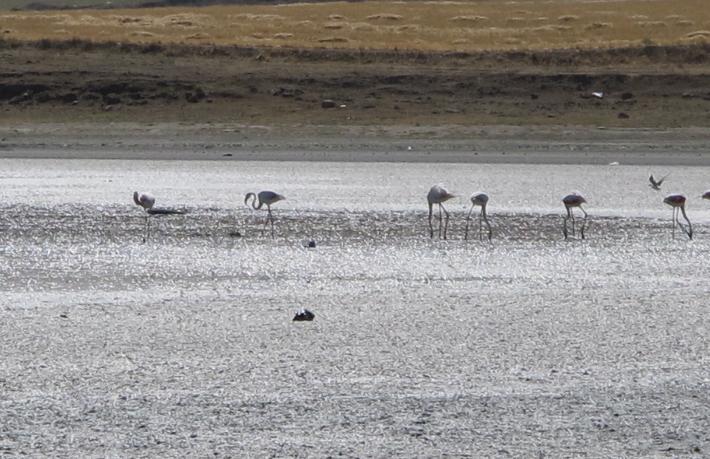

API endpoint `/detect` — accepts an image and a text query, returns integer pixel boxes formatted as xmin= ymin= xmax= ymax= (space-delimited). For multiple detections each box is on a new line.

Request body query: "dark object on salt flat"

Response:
xmin=306 ymin=239 xmax=316 ymax=248
xmin=147 ymin=208 xmax=186 ymax=215
xmin=229 ymin=231 xmax=242 ymax=238
xmin=293 ymin=309 xmax=315 ymax=322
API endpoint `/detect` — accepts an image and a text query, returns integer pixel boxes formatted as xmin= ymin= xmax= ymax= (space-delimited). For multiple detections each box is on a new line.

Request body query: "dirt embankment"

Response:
xmin=1 ymin=40 xmax=710 ymax=127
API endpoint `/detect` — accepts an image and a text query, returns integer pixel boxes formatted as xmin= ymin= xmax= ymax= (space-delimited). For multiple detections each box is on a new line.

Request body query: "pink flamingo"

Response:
xmin=562 ymin=192 xmax=588 ymax=240
xmin=133 ymin=191 xmax=156 ymax=242
xmin=245 ymin=190 xmax=286 ymax=237
xmin=464 ymin=192 xmax=492 ymax=241
xmin=427 ymin=185 xmax=455 ymax=239
xmin=663 ymin=194 xmax=692 ymax=240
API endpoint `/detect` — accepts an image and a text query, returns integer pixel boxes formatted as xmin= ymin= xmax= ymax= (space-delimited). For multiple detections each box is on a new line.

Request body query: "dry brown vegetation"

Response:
xmin=1 ymin=0 xmax=709 ymax=52
xmin=2 ymin=1 xmax=710 ymax=128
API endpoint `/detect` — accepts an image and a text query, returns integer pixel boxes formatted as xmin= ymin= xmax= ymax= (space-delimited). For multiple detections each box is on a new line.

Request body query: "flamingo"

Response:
xmin=562 ymin=192 xmax=588 ymax=240
xmin=244 ymin=190 xmax=285 ymax=237
xmin=649 ymin=174 xmax=668 ymax=191
xmin=464 ymin=192 xmax=492 ymax=241
xmin=663 ymin=194 xmax=692 ymax=240
xmin=702 ymin=190 xmax=710 ymax=200
xmin=133 ymin=191 xmax=155 ymax=243
xmin=427 ymin=184 xmax=455 ymax=239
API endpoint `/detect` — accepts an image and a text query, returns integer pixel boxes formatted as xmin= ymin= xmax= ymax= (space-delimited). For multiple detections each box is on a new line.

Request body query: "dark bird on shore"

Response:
xmin=293 ymin=308 xmax=315 ymax=321
xmin=649 ymin=174 xmax=668 ymax=191
xmin=562 ymin=192 xmax=588 ymax=240
xmin=245 ymin=190 xmax=285 ymax=238
xmin=464 ymin=191 xmax=492 ymax=241
xmin=663 ymin=194 xmax=692 ymax=240
xmin=702 ymin=190 xmax=710 ymax=200
xmin=427 ymin=184 xmax=455 ymax=239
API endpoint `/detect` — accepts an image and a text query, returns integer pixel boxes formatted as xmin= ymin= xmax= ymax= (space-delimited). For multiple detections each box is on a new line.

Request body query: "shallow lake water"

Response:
xmin=1 ymin=158 xmax=709 ymax=457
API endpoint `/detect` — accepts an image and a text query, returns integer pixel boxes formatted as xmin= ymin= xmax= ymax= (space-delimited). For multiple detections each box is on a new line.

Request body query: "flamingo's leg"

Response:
xmin=464 ymin=204 xmax=474 ymax=240
xmin=442 ymin=204 xmax=450 ymax=240
xmin=483 ymin=211 xmax=492 ymax=242
xmin=563 ymin=216 xmax=569 ymax=240
xmin=428 ymin=205 xmax=434 ymax=239
xmin=580 ymin=206 xmax=588 ymax=240
xmin=671 ymin=207 xmax=676 ymax=239
xmin=144 ymin=214 xmax=150 ymax=243
xmin=268 ymin=207 xmax=275 ymax=238
xmin=478 ymin=211 xmax=483 ymax=241
xmin=261 ymin=214 xmax=268 ymax=236
xmin=571 ymin=213 xmax=576 ymax=237
xmin=563 ymin=206 xmax=571 ymax=240
xmin=438 ymin=204 xmax=443 ymax=239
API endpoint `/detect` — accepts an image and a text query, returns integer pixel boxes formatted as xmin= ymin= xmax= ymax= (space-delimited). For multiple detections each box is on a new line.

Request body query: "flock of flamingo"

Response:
xmin=133 ymin=175 xmax=710 ymax=242
xmin=427 ymin=174 xmax=708 ymax=241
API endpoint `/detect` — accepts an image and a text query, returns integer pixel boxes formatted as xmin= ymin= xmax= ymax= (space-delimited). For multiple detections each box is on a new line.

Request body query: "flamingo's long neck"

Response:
xmin=247 ymin=193 xmax=263 ymax=210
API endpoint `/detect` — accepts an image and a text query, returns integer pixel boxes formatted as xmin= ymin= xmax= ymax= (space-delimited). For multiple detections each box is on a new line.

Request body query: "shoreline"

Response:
xmin=1 ymin=123 xmax=710 ymax=165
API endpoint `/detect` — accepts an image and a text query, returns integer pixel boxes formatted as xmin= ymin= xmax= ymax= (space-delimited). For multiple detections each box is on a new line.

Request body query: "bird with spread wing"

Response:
xmin=648 ymin=174 xmax=668 ymax=191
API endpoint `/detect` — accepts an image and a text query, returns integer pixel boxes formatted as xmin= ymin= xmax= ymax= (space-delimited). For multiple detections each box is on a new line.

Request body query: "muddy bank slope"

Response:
xmin=2 ymin=41 xmax=710 ymax=128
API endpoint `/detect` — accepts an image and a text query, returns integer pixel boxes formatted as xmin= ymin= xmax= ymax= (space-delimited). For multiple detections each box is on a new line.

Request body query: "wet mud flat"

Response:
xmin=2 ymin=122 xmax=710 ymax=167
xmin=1 ymin=200 xmax=709 ymax=457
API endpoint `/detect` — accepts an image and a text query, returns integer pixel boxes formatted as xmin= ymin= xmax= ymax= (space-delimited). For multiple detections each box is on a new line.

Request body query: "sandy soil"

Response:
xmin=2 ymin=41 xmax=709 ymax=164
xmin=2 ymin=42 xmax=710 ymax=130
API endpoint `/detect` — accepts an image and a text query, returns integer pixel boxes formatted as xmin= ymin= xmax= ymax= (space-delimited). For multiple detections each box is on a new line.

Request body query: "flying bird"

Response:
xmin=427 ymin=184 xmax=455 ymax=239
xmin=649 ymin=174 xmax=668 ymax=191
xmin=244 ymin=190 xmax=285 ymax=237
xmin=663 ymin=194 xmax=692 ymax=240
xmin=464 ymin=192 xmax=492 ymax=241
xmin=562 ymin=192 xmax=588 ymax=240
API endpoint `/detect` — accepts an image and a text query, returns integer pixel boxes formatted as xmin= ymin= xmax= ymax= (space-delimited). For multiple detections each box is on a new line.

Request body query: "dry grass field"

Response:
xmin=1 ymin=0 xmax=710 ymax=52
xmin=2 ymin=0 xmax=710 ymax=128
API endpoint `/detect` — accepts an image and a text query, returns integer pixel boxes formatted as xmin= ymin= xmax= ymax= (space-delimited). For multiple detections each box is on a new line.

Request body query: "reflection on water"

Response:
xmin=2 ymin=158 xmax=709 ymax=297
xmin=1 ymin=158 xmax=709 ymax=456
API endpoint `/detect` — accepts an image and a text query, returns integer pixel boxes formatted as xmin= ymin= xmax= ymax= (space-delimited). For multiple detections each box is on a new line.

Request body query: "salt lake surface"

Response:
xmin=1 ymin=158 xmax=709 ymax=457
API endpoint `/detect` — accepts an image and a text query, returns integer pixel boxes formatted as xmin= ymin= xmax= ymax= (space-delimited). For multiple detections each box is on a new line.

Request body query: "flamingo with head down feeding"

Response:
xmin=427 ymin=184 xmax=455 ymax=239
xmin=663 ymin=193 xmax=692 ymax=240
xmin=562 ymin=192 xmax=588 ymax=240
xmin=464 ymin=192 xmax=492 ymax=241
xmin=245 ymin=190 xmax=286 ymax=237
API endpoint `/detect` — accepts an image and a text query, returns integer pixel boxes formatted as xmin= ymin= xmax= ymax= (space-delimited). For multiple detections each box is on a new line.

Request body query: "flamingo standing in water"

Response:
xmin=562 ymin=192 xmax=588 ymax=240
xmin=663 ymin=194 xmax=692 ymax=240
xmin=427 ymin=185 xmax=455 ymax=239
xmin=464 ymin=192 xmax=492 ymax=241
xmin=245 ymin=190 xmax=285 ymax=237
xmin=133 ymin=191 xmax=156 ymax=243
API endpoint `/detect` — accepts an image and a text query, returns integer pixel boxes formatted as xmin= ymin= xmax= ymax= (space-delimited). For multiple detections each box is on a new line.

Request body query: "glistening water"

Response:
xmin=1 ymin=158 xmax=709 ymax=457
